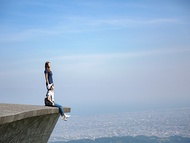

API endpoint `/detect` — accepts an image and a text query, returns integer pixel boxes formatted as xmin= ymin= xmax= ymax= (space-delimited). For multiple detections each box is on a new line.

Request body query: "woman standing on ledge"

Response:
xmin=44 ymin=61 xmax=70 ymax=120
xmin=44 ymin=61 xmax=54 ymax=89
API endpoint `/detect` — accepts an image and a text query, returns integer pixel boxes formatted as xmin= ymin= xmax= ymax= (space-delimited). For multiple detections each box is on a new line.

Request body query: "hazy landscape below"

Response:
xmin=49 ymin=108 xmax=190 ymax=143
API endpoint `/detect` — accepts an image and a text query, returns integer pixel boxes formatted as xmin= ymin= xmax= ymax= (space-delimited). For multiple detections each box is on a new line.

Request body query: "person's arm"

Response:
xmin=47 ymin=95 xmax=54 ymax=105
xmin=45 ymin=73 xmax=49 ymax=85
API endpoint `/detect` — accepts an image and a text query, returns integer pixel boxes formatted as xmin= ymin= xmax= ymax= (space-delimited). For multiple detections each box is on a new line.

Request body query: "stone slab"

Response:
xmin=0 ymin=103 xmax=71 ymax=143
xmin=0 ymin=103 xmax=71 ymax=124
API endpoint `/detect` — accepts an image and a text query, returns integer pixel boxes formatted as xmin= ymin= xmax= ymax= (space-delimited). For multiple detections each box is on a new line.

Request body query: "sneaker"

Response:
xmin=65 ymin=114 xmax=71 ymax=118
xmin=61 ymin=115 xmax=67 ymax=121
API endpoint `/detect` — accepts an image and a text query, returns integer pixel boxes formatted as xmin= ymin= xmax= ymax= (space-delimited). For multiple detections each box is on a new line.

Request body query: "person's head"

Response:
xmin=50 ymin=85 xmax=54 ymax=90
xmin=48 ymin=83 xmax=54 ymax=91
xmin=45 ymin=61 xmax=51 ymax=69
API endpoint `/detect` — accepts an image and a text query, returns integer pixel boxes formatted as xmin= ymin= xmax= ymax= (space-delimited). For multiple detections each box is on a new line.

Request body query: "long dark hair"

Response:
xmin=45 ymin=61 xmax=50 ymax=70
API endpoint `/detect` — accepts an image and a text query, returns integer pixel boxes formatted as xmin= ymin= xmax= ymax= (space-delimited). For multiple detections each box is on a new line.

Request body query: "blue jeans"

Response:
xmin=53 ymin=102 xmax=64 ymax=116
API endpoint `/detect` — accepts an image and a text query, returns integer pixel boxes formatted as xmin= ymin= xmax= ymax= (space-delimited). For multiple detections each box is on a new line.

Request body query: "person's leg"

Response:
xmin=53 ymin=102 xmax=64 ymax=116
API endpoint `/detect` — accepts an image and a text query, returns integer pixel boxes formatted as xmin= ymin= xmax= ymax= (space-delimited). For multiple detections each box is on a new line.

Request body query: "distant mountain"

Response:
xmin=49 ymin=136 xmax=190 ymax=143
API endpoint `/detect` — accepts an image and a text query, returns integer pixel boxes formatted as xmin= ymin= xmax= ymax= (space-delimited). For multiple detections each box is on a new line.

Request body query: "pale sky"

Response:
xmin=0 ymin=0 xmax=190 ymax=115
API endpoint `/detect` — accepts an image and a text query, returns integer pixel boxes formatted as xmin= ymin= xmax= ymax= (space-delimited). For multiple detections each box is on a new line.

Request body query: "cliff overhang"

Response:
xmin=0 ymin=103 xmax=71 ymax=143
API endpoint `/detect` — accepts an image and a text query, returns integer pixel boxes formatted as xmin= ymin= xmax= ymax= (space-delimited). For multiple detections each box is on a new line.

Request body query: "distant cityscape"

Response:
xmin=49 ymin=108 xmax=190 ymax=142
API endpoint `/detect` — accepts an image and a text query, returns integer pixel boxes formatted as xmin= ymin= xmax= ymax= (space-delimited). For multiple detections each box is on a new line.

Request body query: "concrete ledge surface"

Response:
xmin=0 ymin=103 xmax=71 ymax=124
